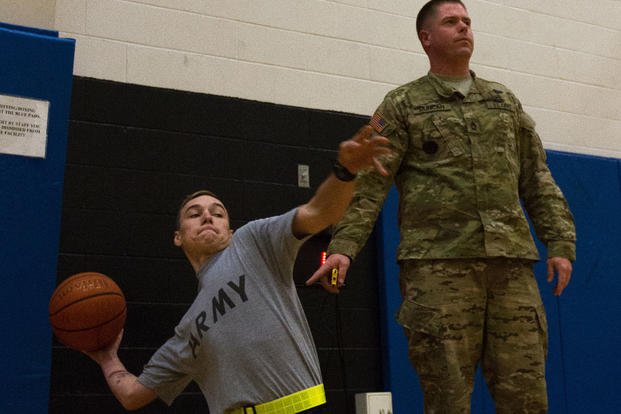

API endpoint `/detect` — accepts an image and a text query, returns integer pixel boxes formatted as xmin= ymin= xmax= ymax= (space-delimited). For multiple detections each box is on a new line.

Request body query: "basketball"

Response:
xmin=49 ymin=272 xmax=127 ymax=352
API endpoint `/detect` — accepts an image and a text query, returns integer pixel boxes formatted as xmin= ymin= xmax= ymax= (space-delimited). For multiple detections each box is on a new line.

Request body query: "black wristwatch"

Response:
xmin=332 ymin=160 xmax=357 ymax=182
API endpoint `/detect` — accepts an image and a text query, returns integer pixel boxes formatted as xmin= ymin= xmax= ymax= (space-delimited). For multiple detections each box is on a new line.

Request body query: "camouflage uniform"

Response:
xmin=328 ymin=72 xmax=576 ymax=413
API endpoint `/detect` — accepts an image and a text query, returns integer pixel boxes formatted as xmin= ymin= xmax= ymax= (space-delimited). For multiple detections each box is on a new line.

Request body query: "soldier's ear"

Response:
xmin=419 ymin=30 xmax=431 ymax=48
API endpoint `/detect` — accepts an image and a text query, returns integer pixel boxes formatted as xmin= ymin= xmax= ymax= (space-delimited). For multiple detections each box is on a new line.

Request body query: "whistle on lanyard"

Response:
xmin=330 ymin=267 xmax=339 ymax=287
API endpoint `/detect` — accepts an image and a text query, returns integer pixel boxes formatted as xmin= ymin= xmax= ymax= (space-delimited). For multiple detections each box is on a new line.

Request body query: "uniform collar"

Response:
xmin=427 ymin=70 xmax=504 ymax=103
xmin=427 ymin=70 xmax=476 ymax=98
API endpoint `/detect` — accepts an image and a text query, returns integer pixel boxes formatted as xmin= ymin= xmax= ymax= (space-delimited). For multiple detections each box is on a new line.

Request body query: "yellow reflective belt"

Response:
xmin=229 ymin=384 xmax=326 ymax=414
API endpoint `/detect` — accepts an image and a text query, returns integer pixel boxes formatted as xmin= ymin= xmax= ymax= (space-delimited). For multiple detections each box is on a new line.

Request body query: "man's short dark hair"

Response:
xmin=175 ymin=189 xmax=221 ymax=230
xmin=416 ymin=0 xmax=467 ymax=35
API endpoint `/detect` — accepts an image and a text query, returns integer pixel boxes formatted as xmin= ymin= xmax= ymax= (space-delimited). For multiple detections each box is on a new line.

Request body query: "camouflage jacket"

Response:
xmin=328 ymin=72 xmax=576 ymax=262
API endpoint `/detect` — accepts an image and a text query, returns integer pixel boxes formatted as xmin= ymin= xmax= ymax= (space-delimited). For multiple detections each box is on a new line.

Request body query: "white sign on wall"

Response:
xmin=0 ymin=94 xmax=50 ymax=158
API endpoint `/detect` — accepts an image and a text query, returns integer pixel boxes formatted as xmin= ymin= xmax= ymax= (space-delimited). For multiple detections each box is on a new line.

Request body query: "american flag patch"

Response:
xmin=369 ymin=112 xmax=387 ymax=133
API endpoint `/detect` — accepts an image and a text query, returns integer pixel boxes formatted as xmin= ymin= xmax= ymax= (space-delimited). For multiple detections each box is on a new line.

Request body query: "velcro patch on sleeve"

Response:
xmin=369 ymin=111 xmax=387 ymax=133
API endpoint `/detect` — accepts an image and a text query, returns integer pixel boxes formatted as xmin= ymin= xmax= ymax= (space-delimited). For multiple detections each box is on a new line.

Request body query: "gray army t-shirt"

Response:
xmin=138 ymin=209 xmax=323 ymax=413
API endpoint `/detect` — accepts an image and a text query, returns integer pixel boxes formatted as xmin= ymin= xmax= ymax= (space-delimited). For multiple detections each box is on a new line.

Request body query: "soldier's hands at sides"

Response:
xmin=338 ymin=125 xmax=392 ymax=176
xmin=306 ymin=254 xmax=351 ymax=294
xmin=547 ymin=257 xmax=572 ymax=296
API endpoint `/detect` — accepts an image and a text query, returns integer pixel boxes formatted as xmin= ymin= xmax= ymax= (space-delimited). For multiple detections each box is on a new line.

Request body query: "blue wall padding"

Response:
xmin=0 ymin=23 xmax=74 ymax=414
xmin=378 ymin=150 xmax=621 ymax=413
xmin=377 ymin=186 xmax=424 ymax=413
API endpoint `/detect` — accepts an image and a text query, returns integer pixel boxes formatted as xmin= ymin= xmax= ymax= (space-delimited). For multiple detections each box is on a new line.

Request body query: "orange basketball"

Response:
xmin=49 ymin=272 xmax=127 ymax=352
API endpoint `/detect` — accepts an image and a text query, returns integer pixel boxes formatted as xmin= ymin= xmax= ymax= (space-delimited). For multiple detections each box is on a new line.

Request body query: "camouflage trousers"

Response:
xmin=396 ymin=258 xmax=548 ymax=414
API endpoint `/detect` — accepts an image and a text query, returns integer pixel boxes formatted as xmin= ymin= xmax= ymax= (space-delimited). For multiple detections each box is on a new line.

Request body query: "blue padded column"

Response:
xmin=0 ymin=23 xmax=74 ymax=414
xmin=546 ymin=151 xmax=621 ymax=413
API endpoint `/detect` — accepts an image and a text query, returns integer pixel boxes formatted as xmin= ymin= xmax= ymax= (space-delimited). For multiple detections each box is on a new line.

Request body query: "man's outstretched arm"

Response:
xmin=292 ymin=125 xmax=391 ymax=238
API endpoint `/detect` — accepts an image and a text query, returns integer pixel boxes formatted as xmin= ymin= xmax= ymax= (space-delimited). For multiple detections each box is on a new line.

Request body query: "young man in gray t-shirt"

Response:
xmin=83 ymin=125 xmax=391 ymax=413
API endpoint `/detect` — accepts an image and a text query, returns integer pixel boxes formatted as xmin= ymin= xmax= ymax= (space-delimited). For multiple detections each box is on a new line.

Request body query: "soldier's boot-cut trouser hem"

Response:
xmin=397 ymin=258 xmax=548 ymax=414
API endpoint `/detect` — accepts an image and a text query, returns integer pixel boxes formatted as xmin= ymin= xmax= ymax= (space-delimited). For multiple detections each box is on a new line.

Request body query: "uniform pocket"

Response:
xmin=534 ymin=304 xmax=548 ymax=355
xmin=407 ymin=112 xmax=466 ymax=163
xmin=396 ymin=299 xmax=444 ymax=338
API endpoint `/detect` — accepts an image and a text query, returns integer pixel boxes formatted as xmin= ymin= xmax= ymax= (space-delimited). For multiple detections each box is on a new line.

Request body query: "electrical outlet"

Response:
xmin=355 ymin=392 xmax=393 ymax=414
xmin=298 ymin=164 xmax=310 ymax=188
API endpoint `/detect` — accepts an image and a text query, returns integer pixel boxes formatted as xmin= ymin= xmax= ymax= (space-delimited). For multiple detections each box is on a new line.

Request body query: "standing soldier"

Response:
xmin=307 ymin=1 xmax=576 ymax=413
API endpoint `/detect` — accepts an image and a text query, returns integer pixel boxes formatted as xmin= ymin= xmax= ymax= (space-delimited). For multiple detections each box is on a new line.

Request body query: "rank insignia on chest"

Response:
xmin=369 ymin=111 xmax=387 ymax=133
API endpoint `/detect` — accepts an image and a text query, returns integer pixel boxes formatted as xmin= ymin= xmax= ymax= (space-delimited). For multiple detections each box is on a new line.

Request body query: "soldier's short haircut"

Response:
xmin=175 ymin=189 xmax=223 ymax=230
xmin=416 ymin=0 xmax=467 ymax=35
